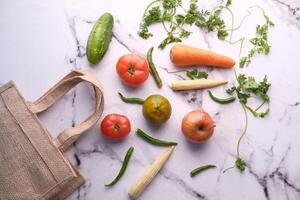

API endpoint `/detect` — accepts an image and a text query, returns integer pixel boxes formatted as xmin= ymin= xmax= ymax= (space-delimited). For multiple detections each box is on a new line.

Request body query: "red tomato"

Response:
xmin=116 ymin=54 xmax=149 ymax=86
xmin=100 ymin=114 xmax=131 ymax=140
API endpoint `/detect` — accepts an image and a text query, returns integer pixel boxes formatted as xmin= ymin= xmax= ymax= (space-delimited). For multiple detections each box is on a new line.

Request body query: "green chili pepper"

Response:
xmin=105 ymin=146 xmax=134 ymax=187
xmin=208 ymin=90 xmax=236 ymax=104
xmin=190 ymin=164 xmax=216 ymax=177
xmin=118 ymin=92 xmax=145 ymax=104
xmin=147 ymin=47 xmax=163 ymax=88
xmin=136 ymin=128 xmax=177 ymax=146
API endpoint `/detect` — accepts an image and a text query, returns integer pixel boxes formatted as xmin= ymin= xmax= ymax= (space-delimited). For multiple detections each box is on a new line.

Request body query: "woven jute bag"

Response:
xmin=0 ymin=70 xmax=104 ymax=200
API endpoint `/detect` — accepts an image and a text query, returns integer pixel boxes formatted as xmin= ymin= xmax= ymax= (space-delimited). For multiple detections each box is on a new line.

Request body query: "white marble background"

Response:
xmin=1 ymin=0 xmax=300 ymax=200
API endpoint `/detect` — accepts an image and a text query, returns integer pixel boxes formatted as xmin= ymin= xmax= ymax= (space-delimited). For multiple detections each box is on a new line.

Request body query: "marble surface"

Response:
xmin=1 ymin=0 xmax=300 ymax=200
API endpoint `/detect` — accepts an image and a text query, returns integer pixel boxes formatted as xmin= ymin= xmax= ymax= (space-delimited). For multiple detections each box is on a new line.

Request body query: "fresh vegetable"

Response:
xmin=105 ymin=147 xmax=134 ymax=187
xmin=128 ymin=146 xmax=175 ymax=199
xmin=181 ymin=110 xmax=214 ymax=143
xmin=186 ymin=69 xmax=208 ymax=80
xmin=100 ymin=114 xmax=131 ymax=140
xmin=136 ymin=128 xmax=177 ymax=146
xmin=118 ymin=92 xmax=144 ymax=104
xmin=87 ymin=13 xmax=114 ymax=64
xmin=171 ymin=79 xmax=228 ymax=91
xmin=116 ymin=54 xmax=149 ymax=86
xmin=143 ymin=94 xmax=172 ymax=125
xmin=190 ymin=164 xmax=216 ymax=177
xmin=170 ymin=44 xmax=235 ymax=68
xmin=208 ymin=90 xmax=236 ymax=104
xmin=239 ymin=6 xmax=274 ymax=68
xmin=138 ymin=0 xmax=233 ymax=48
xmin=147 ymin=47 xmax=163 ymax=88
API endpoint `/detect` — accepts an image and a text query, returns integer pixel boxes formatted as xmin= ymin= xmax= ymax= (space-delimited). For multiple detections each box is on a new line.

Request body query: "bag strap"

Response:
xmin=29 ymin=70 xmax=104 ymax=152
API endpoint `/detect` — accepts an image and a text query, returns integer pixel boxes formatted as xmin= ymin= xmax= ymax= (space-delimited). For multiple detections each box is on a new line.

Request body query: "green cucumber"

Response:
xmin=86 ymin=12 xmax=114 ymax=64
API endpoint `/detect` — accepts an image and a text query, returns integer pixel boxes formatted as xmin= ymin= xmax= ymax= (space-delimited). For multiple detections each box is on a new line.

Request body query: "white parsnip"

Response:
xmin=171 ymin=79 xmax=228 ymax=91
xmin=128 ymin=146 xmax=175 ymax=199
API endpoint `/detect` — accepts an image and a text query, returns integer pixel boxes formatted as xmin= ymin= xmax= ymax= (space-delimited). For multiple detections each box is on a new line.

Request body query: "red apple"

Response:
xmin=181 ymin=109 xmax=214 ymax=142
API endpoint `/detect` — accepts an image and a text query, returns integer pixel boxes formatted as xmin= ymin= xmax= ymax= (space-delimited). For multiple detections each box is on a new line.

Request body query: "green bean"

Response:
xmin=147 ymin=47 xmax=163 ymax=88
xmin=208 ymin=90 xmax=236 ymax=104
xmin=118 ymin=92 xmax=144 ymax=104
xmin=190 ymin=164 xmax=216 ymax=177
xmin=136 ymin=128 xmax=177 ymax=146
xmin=105 ymin=147 xmax=134 ymax=187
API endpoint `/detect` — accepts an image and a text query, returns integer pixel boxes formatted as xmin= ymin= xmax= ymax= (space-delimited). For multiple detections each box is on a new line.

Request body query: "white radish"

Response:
xmin=171 ymin=79 xmax=228 ymax=91
xmin=128 ymin=146 xmax=175 ymax=199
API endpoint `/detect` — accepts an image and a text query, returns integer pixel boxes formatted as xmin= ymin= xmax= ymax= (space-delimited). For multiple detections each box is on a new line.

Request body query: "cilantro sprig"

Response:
xmin=186 ymin=69 xmax=208 ymax=80
xmin=227 ymin=74 xmax=271 ymax=117
xmin=138 ymin=0 xmax=233 ymax=49
xmin=239 ymin=7 xmax=274 ymax=67
xmin=223 ymin=72 xmax=271 ymax=173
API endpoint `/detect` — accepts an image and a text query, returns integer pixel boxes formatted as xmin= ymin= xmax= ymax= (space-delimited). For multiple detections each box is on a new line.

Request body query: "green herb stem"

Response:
xmin=226 ymin=10 xmax=251 ymax=32
xmin=249 ymin=5 xmax=268 ymax=16
xmin=225 ymin=37 xmax=250 ymax=57
xmin=223 ymin=166 xmax=235 ymax=173
xmin=237 ymin=103 xmax=248 ymax=158
xmin=105 ymin=147 xmax=134 ymax=187
xmin=190 ymin=165 xmax=216 ymax=177
xmin=118 ymin=92 xmax=145 ymax=104
xmin=162 ymin=18 xmax=172 ymax=33
xmin=147 ymin=47 xmax=163 ymax=88
xmin=255 ymin=100 xmax=266 ymax=111
xmin=208 ymin=90 xmax=236 ymax=104
xmin=136 ymin=128 xmax=177 ymax=146
xmin=223 ymin=103 xmax=248 ymax=173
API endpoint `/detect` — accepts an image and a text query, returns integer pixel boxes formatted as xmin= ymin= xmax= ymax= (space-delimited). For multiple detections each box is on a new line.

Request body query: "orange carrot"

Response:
xmin=170 ymin=44 xmax=235 ymax=68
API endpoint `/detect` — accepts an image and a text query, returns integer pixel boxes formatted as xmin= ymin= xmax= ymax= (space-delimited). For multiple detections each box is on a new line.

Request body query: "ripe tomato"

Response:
xmin=100 ymin=114 xmax=131 ymax=140
xmin=116 ymin=54 xmax=149 ymax=86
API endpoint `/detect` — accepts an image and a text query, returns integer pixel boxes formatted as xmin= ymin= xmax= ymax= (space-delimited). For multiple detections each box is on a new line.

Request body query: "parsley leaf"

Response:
xmin=226 ymin=0 xmax=232 ymax=7
xmin=185 ymin=0 xmax=202 ymax=25
xmin=228 ymin=74 xmax=271 ymax=117
xmin=224 ymin=73 xmax=271 ymax=173
xmin=226 ymin=86 xmax=236 ymax=95
xmin=158 ymin=33 xmax=182 ymax=49
xmin=186 ymin=69 xmax=208 ymax=80
xmin=138 ymin=0 xmax=232 ymax=48
xmin=163 ymin=0 xmax=181 ymax=9
xmin=179 ymin=28 xmax=191 ymax=38
xmin=235 ymin=157 xmax=246 ymax=172
xmin=145 ymin=7 xmax=162 ymax=25
xmin=196 ymin=8 xmax=229 ymax=40
xmin=239 ymin=10 xmax=274 ymax=67
xmin=138 ymin=6 xmax=162 ymax=39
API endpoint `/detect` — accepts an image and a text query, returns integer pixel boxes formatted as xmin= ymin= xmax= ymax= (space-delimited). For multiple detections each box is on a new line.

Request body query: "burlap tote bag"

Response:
xmin=0 ymin=70 xmax=104 ymax=200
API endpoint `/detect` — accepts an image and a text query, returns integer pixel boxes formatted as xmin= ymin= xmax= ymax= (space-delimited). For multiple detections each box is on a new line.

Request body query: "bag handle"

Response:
xmin=30 ymin=70 xmax=104 ymax=152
